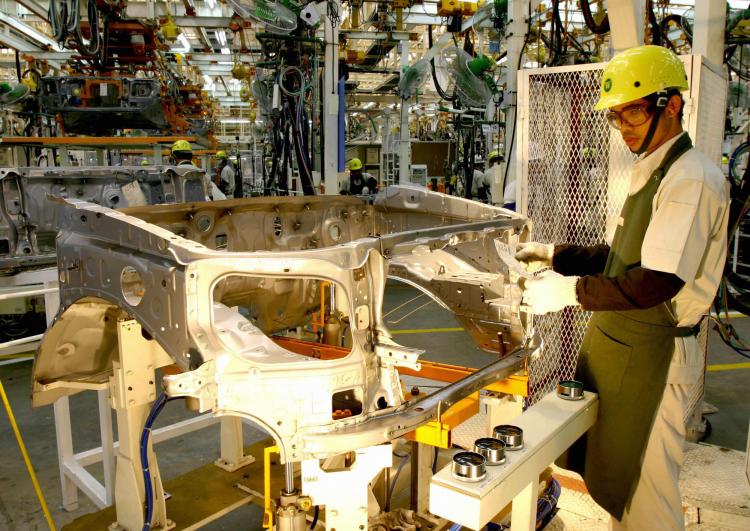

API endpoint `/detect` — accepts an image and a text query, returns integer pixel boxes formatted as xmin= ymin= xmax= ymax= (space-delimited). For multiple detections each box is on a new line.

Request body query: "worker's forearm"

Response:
xmin=552 ymin=244 xmax=611 ymax=276
xmin=576 ymin=267 xmax=685 ymax=311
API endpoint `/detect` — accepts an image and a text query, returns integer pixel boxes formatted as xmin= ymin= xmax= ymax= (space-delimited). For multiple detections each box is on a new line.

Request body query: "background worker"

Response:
xmin=170 ymin=140 xmax=225 ymax=201
xmin=515 ymin=46 xmax=729 ymax=530
xmin=215 ymin=150 xmax=236 ymax=196
xmin=340 ymin=158 xmax=378 ymax=194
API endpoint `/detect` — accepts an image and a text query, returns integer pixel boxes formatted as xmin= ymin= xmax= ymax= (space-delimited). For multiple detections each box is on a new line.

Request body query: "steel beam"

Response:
xmin=16 ymin=0 xmax=49 ymax=21
xmin=185 ymin=52 xmax=260 ymax=62
xmin=174 ymin=16 xmax=232 ymax=28
xmin=0 ymin=28 xmax=62 ymax=70
xmin=197 ymin=27 xmax=214 ymax=52
xmin=398 ymin=40 xmax=410 ymax=185
xmin=2 ymin=51 xmax=73 ymax=60
xmin=503 ymin=0 xmax=532 ymax=205
xmin=323 ymin=1 xmax=342 ymax=195
xmin=607 ymin=0 xmax=643 ymax=53
xmin=340 ymin=30 xmax=412 ymax=41
xmin=0 ymin=12 xmax=61 ymax=50
xmin=124 ymin=2 xmax=231 ymax=19
xmin=693 ymin=0 xmax=726 ymax=67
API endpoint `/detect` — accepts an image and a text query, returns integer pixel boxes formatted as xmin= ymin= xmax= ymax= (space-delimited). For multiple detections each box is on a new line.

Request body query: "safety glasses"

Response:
xmin=606 ymin=102 xmax=655 ymax=130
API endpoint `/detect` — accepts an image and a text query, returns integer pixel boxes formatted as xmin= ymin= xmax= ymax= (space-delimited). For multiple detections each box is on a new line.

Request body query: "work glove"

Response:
xmin=514 ymin=242 xmax=554 ymax=272
xmin=522 ymin=270 xmax=580 ymax=315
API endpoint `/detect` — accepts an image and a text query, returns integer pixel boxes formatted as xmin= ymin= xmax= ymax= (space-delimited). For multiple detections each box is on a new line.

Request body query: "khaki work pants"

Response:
xmin=610 ymin=337 xmax=701 ymax=531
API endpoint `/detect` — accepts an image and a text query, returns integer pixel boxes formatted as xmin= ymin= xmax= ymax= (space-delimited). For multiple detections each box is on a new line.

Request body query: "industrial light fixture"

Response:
xmin=221 ymin=118 xmax=251 ymax=124
xmin=220 ymin=47 xmax=231 ymax=55
xmin=207 ymin=0 xmax=217 ymax=8
xmin=216 ymin=30 xmax=227 ymax=47
xmin=176 ymin=33 xmax=191 ymax=52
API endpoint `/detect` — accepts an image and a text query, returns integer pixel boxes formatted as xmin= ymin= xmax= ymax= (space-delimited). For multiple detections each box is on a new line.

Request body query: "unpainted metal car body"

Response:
xmin=40 ymin=77 xmax=168 ymax=134
xmin=33 ymin=186 xmax=537 ymax=461
xmin=0 ymin=165 xmax=206 ymax=274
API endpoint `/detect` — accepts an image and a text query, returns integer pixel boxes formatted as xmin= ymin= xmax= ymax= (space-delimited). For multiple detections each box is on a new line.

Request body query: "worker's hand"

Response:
xmin=515 ymin=242 xmax=554 ymax=272
xmin=522 ymin=270 xmax=579 ymax=315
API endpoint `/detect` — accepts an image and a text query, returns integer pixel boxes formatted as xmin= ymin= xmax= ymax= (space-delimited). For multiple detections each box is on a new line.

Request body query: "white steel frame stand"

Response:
xmin=39 ymin=301 xmax=252 ymax=514
xmin=302 ymin=444 xmax=392 ymax=531
xmin=109 ymin=319 xmax=174 ymax=531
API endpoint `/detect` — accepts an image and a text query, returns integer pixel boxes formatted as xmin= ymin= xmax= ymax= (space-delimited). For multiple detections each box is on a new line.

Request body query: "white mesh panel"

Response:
xmin=517 ymin=58 xmax=725 ymax=405
xmin=519 ymin=64 xmax=633 ymax=403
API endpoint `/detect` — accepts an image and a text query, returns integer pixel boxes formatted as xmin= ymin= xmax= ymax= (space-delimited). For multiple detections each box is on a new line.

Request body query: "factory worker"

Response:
xmin=171 ymin=140 xmax=224 ymax=201
xmin=516 ymin=45 xmax=729 ymax=530
xmin=215 ymin=150 xmax=236 ymax=196
xmin=341 ymin=158 xmax=378 ymax=195
xmin=471 ymin=152 xmax=499 ymax=203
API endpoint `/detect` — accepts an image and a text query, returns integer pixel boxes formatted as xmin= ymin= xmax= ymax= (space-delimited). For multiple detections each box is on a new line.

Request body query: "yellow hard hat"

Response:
xmin=581 ymin=146 xmax=597 ymax=159
xmin=141 ymin=159 xmax=149 ymax=166
xmin=349 ymin=158 xmax=363 ymax=171
xmin=215 ymin=150 xmax=228 ymax=159
xmin=487 ymin=150 xmax=503 ymax=163
xmin=172 ymin=139 xmax=192 ymax=153
xmin=594 ymin=45 xmax=688 ymax=111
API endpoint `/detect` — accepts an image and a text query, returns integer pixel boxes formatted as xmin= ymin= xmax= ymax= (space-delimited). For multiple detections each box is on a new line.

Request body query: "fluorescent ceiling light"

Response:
xmin=363 ymin=102 xmax=376 ymax=109
xmin=222 ymin=118 xmax=251 ymax=124
xmin=221 ymin=47 xmax=231 ymax=55
xmin=216 ymin=30 xmax=227 ymax=46
xmin=207 ymin=0 xmax=217 ymax=8
xmin=177 ymin=33 xmax=191 ymax=52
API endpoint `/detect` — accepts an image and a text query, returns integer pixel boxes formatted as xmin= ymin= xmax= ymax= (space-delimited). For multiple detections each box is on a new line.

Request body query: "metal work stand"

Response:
xmin=302 ymin=444 xmax=393 ymax=531
xmin=48 ymin=314 xmax=254 ymax=527
xmin=108 ymin=319 xmax=174 ymax=530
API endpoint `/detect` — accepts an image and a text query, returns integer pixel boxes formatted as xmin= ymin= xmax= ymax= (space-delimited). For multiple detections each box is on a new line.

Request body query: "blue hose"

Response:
xmin=140 ymin=393 xmax=173 ymax=531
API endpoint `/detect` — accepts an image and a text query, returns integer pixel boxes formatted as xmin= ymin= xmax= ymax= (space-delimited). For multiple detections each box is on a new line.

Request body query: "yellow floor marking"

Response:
xmin=707 ymin=361 xmax=750 ymax=372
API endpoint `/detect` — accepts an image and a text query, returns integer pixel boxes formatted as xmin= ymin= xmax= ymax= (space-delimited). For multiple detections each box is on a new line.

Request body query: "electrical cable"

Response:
xmin=647 ymin=0 xmax=662 ymax=46
xmin=140 ymin=393 xmax=178 ymax=531
xmin=427 ymin=25 xmax=457 ymax=102
xmin=14 ymin=51 xmax=21 ymax=83
xmin=580 ymin=0 xmax=610 ymax=34
xmin=310 ymin=505 xmax=319 ymax=529
xmin=548 ymin=0 xmax=564 ymax=66
xmin=384 ymin=451 xmax=410 ymax=512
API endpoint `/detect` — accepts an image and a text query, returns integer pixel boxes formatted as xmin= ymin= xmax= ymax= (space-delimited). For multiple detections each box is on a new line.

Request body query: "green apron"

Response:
xmin=562 ymin=133 xmax=698 ymax=519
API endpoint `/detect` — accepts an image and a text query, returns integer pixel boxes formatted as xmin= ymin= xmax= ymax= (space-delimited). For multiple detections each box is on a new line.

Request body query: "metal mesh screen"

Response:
xmin=519 ymin=65 xmax=635 ymax=404
xmin=518 ymin=58 xmax=726 ymax=406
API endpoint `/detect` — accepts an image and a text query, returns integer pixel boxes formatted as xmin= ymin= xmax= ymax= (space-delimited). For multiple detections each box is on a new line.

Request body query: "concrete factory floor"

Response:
xmin=0 ymin=281 xmax=748 ymax=530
